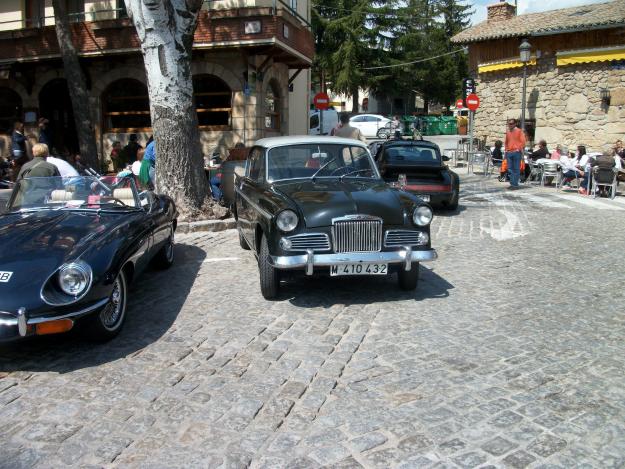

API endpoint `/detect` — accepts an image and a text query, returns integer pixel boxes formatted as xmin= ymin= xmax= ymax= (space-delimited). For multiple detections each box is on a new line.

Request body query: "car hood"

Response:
xmin=273 ymin=179 xmax=406 ymax=227
xmin=0 ymin=209 xmax=137 ymax=310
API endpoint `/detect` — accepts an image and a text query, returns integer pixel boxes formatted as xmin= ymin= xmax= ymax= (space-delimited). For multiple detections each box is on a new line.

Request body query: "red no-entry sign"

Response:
xmin=455 ymin=98 xmax=464 ymax=109
xmin=313 ymin=92 xmax=330 ymax=110
xmin=466 ymin=93 xmax=480 ymax=111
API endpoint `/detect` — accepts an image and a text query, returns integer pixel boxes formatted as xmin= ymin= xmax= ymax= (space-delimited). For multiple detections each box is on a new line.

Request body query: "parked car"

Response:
xmin=0 ymin=175 xmax=177 ymax=342
xmin=349 ymin=114 xmax=390 ymax=138
xmin=234 ymin=136 xmax=437 ymax=299
xmin=371 ymin=139 xmax=459 ymax=210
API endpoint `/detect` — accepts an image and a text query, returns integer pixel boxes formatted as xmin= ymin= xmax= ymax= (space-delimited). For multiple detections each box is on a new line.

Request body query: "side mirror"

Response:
xmin=139 ymin=191 xmax=156 ymax=212
xmin=442 ymin=155 xmax=450 ymax=162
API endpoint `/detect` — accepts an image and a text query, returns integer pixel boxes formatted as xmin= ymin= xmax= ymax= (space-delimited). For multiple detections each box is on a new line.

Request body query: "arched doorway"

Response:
xmin=0 ymin=87 xmax=23 ymax=134
xmin=39 ymin=79 xmax=78 ymax=155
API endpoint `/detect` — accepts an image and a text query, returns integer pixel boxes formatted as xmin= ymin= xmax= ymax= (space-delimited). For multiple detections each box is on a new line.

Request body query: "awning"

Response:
xmin=478 ymin=58 xmax=536 ymax=74
xmin=557 ymin=46 xmax=625 ymax=66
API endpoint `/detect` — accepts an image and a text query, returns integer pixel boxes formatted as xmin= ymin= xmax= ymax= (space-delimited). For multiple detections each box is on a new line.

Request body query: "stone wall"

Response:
xmin=475 ymin=57 xmax=625 ymax=152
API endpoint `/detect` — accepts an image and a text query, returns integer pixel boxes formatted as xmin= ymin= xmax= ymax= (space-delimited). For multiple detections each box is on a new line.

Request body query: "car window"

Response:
xmin=267 ymin=144 xmax=378 ymax=181
xmin=351 ymin=116 xmax=366 ymax=122
xmin=384 ymin=146 xmax=440 ymax=163
xmin=248 ymin=147 xmax=265 ymax=182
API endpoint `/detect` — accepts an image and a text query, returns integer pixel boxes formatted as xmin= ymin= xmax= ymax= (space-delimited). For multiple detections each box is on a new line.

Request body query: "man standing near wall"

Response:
xmin=504 ymin=118 xmax=526 ymax=189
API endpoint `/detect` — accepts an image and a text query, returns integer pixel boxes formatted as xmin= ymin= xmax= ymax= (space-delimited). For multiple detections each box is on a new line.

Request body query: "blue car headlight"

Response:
xmin=58 ymin=261 xmax=92 ymax=297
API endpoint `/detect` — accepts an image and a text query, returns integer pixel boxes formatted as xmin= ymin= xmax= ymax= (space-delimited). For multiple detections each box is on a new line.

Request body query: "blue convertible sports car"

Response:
xmin=0 ymin=175 xmax=177 ymax=342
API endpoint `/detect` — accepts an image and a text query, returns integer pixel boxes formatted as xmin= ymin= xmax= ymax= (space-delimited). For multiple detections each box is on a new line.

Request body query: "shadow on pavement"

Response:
xmin=0 ymin=243 xmax=205 ymax=373
xmin=433 ymin=205 xmax=467 ymax=217
xmin=285 ymin=265 xmax=453 ymax=308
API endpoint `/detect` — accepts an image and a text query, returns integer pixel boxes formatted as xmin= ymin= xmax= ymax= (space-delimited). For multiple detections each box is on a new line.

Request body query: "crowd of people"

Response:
xmin=0 ymin=119 xmax=157 ymax=191
xmin=494 ymin=118 xmax=624 ymax=197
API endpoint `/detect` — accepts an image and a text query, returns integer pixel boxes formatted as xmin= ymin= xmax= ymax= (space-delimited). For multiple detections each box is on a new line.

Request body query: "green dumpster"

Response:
xmin=422 ymin=116 xmax=441 ymax=136
xmin=439 ymin=116 xmax=458 ymax=135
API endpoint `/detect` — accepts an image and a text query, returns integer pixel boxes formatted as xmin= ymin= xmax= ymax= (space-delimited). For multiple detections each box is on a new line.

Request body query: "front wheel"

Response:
xmin=377 ymin=129 xmax=390 ymax=139
xmin=398 ymin=262 xmax=419 ymax=290
xmin=239 ymin=228 xmax=250 ymax=250
xmin=259 ymin=234 xmax=280 ymax=299
xmin=85 ymin=270 xmax=128 ymax=341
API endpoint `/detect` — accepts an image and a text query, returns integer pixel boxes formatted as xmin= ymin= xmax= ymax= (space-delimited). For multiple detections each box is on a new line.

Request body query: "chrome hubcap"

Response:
xmin=100 ymin=276 xmax=124 ymax=330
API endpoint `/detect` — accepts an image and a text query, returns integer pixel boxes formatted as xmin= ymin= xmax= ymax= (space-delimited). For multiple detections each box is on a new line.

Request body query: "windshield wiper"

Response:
xmin=310 ymin=157 xmax=336 ymax=182
xmin=339 ymin=169 xmax=373 ymax=182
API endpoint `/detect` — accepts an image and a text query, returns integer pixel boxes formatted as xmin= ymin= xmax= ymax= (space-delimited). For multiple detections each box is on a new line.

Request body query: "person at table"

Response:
xmin=613 ymin=139 xmax=624 ymax=160
xmin=529 ymin=139 xmax=550 ymax=162
xmin=550 ymin=144 xmax=562 ymax=160
xmin=560 ymin=147 xmax=583 ymax=187
xmin=504 ymin=118 xmax=525 ymax=189
xmin=591 ymin=150 xmax=616 ymax=196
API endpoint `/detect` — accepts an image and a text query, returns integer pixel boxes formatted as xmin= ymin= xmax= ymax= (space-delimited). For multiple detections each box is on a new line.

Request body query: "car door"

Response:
xmin=237 ymin=147 xmax=265 ymax=248
xmin=350 ymin=115 xmax=367 ymax=135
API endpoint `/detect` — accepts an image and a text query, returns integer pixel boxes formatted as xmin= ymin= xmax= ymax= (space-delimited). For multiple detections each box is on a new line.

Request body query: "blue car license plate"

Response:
xmin=330 ymin=263 xmax=388 ymax=276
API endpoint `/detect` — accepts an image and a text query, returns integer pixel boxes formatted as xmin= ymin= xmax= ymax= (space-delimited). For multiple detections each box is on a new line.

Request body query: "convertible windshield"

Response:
xmin=267 ymin=144 xmax=379 ymax=181
xmin=7 ymin=176 xmax=141 ymax=211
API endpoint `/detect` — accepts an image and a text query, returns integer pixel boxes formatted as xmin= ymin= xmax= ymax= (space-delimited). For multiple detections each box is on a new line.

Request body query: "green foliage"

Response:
xmin=312 ymin=0 xmax=473 ymax=110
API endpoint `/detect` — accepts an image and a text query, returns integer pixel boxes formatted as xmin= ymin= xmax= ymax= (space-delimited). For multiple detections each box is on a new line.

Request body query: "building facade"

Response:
xmin=0 ymin=0 xmax=313 ymax=164
xmin=452 ymin=0 xmax=625 ymax=152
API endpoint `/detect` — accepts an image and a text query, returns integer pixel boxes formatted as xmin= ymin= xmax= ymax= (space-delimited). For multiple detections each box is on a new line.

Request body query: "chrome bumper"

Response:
xmin=270 ymin=247 xmax=437 ymax=275
xmin=0 ymin=297 xmax=109 ymax=338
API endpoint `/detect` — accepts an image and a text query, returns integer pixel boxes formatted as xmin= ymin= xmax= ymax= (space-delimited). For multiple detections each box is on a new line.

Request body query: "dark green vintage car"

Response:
xmin=234 ymin=136 xmax=437 ymax=299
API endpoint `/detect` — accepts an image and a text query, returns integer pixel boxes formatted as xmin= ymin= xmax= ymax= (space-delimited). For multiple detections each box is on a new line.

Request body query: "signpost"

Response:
xmin=455 ymin=98 xmax=464 ymax=109
xmin=465 ymin=93 xmax=480 ymax=154
xmin=313 ymin=92 xmax=330 ymax=135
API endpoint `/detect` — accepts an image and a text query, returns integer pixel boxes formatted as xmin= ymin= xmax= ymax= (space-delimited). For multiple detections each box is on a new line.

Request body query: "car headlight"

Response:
xmin=58 ymin=261 xmax=92 ymax=296
xmin=276 ymin=209 xmax=298 ymax=232
xmin=412 ymin=206 xmax=433 ymax=226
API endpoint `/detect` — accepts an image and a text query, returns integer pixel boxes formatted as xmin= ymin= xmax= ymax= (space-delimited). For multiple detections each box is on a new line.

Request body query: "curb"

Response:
xmin=177 ymin=218 xmax=236 ymax=234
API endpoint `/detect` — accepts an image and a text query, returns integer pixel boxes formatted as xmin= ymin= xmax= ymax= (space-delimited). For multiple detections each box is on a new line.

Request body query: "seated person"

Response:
xmin=559 ymin=150 xmax=583 ymax=188
xmin=529 ymin=139 xmax=550 ymax=162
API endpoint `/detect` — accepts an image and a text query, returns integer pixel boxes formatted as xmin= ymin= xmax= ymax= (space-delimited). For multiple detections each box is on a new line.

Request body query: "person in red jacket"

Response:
xmin=504 ymin=118 xmax=526 ymax=189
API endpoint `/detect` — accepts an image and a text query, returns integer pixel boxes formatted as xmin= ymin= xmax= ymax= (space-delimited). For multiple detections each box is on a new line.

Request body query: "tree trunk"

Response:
xmin=125 ymin=0 xmax=209 ymax=220
xmin=351 ymin=87 xmax=359 ymax=114
xmin=51 ymin=0 xmax=98 ymax=169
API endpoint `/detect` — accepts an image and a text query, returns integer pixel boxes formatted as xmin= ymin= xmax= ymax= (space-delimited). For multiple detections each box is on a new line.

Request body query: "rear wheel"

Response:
xmin=377 ymin=128 xmax=390 ymax=139
xmin=153 ymin=227 xmax=175 ymax=269
xmin=447 ymin=188 xmax=459 ymax=210
xmin=398 ymin=262 xmax=419 ymax=290
xmin=239 ymin=228 xmax=250 ymax=250
xmin=85 ymin=270 xmax=127 ymax=341
xmin=259 ymin=234 xmax=279 ymax=299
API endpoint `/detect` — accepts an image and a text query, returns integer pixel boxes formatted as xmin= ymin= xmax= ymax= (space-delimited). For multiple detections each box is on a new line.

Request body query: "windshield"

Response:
xmin=267 ymin=144 xmax=379 ymax=181
xmin=7 ymin=176 xmax=141 ymax=211
xmin=384 ymin=145 xmax=441 ymax=164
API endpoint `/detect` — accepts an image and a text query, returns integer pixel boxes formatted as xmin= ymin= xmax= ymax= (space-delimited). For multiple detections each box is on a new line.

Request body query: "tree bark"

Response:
xmin=51 ymin=0 xmax=98 ymax=170
xmin=351 ymin=87 xmax=359 ymax=114
xmin=124 ymin=0 xmax=209 ymax=220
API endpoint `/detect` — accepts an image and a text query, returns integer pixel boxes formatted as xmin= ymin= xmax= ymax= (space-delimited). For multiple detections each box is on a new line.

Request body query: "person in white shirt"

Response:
xmin=560 ymin=147 xmax=582 ymax=187
xmin=47 ymin=156 xmax=79 ymax=178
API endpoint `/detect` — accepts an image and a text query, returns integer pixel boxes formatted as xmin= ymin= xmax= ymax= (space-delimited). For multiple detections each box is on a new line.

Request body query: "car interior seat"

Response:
xmin=113 ymin=188 xmax=136 ymax=207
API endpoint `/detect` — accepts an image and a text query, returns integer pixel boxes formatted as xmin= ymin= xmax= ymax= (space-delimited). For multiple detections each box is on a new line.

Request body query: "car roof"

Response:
xmin=254 ymin=135 xmax=368 ymax=149
xmin=350 ymin=114 xmax=388 ymax=119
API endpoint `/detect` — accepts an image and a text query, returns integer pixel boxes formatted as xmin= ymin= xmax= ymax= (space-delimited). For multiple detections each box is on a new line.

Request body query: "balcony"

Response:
xmin=0 ymin=3 xmax=313 ymax=68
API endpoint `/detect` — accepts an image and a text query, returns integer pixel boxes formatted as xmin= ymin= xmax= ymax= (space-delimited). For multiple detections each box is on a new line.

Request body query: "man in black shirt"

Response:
xmin=529 ymin=139 xmax=550 ymax=162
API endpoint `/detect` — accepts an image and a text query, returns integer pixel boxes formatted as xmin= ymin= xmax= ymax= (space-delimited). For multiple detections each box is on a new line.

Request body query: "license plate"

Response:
xmin=330 ymin=263 xmax=388 ymax=276
xmin=419 ymin=194 xmax=430 ymax=202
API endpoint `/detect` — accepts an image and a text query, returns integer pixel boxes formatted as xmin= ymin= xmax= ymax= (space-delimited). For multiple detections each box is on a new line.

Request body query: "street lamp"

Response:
xmin=519 ymin=38 xmax=531 ymax=132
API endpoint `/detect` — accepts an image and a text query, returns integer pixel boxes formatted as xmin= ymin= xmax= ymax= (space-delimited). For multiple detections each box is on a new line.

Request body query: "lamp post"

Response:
xmin=519 ymin=38 xmax=531 ymax=132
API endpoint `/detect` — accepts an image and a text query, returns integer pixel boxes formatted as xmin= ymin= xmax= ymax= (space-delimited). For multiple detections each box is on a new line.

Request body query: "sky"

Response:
xmin=469 ymin=0 xmax=610 ymax=25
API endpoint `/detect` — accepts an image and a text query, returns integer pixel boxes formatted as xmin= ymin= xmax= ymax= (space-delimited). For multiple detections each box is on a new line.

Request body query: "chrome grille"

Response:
xmin=332 ymin=217 xmax=382 ymax=253
xmin=384 ymin=230 xmax=428 ymax=247
xmin=0 ymin=311 xmax=17 ymax=326
xmin=286 ymin=233 xmax=331 ymax=251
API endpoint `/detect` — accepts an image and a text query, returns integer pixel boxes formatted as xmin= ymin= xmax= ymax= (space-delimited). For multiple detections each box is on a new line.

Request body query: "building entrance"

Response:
xmin=39 ymin=79 xmax=79 ymax=156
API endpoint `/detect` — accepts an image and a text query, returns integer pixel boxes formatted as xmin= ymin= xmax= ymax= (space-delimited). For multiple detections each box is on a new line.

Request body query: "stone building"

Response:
xmin=0 ymin=0 xmax=313 ymax=164
xmin=452 ymin=0 xmax=625 ymax=152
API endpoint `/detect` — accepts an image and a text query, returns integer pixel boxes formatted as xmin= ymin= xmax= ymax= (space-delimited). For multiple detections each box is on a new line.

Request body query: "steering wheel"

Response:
xmin=329 ymin=165 xmax=354 ymax=176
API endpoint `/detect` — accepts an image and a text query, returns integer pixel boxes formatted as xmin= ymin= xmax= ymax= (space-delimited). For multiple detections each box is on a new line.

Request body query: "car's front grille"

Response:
xmin=286 ymin=233 xmax=331 ymax=251
xmin=384 ymin=230 xmax=428 ymax=247
xmin=0 ymin=311 xmax=17 ymax=325
xmin=332 ymin=217 xmax=382 ymax=253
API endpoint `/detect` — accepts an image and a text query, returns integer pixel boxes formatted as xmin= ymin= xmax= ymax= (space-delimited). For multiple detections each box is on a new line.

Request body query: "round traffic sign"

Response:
xmin=466 ymin=93 xmax=480 ymax=111
xmin=455 ymin=98 xmax=464 ymax=109
xmin=313 ymin=92 xmax=330 ymax=110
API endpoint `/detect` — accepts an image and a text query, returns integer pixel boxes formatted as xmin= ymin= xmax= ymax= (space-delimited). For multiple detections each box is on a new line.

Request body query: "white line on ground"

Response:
xmin=202 ymin=257 xmax=241 ymax=263
xmin=548 ymin=192 xmax=625 ymax=211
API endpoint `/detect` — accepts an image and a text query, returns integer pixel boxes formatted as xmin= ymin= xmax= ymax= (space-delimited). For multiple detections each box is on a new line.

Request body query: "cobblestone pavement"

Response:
xmin=2 ymin=171 xmax=625 ymax=469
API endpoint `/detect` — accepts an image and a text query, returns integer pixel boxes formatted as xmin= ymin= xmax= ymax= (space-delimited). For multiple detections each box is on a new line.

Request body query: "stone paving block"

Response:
xmin=349 ymin=431 xmax=387 ymax=453
xmin=480 ymin=436 xmax=518 ymax=456
xmin=527 ymin=433 xmax=568 ymax=457
xmin=501 ymin=450 xmax=537 ymax=468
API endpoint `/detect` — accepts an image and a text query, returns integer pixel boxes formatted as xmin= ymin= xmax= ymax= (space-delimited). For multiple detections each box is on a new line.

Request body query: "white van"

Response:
xmin=309 ymin=109 xmax=339 ymax=135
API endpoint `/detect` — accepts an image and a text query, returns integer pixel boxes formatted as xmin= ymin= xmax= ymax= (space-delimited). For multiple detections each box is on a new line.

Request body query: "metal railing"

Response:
xmin=0 ymin=1 xmax=310 ymax=31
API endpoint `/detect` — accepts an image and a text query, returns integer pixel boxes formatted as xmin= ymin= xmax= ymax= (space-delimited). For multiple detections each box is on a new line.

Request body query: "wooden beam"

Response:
xmin=288 ymin=68 xmax=303 ymax=85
